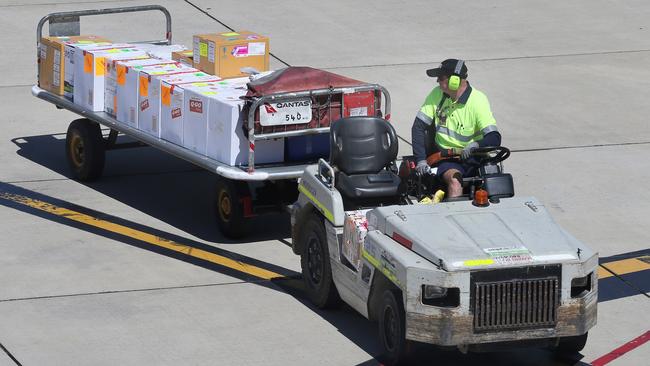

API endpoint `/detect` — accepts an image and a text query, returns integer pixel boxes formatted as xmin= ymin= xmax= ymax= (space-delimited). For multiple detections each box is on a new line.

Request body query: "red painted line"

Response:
xmin=590 ymin=330 xmax=650 ymax=366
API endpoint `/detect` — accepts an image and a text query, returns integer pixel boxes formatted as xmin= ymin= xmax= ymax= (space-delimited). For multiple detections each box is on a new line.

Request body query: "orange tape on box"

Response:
xmin=95 ymin=57 xmax=105 ymax=76
xmin=83 ymin=52 xmax=93 ymax=74
xmin=117 ymin=65 xmax=127 ymax=86
xmin=161 ymin=85 xmax=171 ymax=106
xmin=139 ymin=75 xmax=149 ymax=97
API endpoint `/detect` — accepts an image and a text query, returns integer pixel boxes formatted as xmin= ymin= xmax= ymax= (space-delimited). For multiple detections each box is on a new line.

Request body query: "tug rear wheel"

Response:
xmin=300 ymin=214 xmax=340 ymax=308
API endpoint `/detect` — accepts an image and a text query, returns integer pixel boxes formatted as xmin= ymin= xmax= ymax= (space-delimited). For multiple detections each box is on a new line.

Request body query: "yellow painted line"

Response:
xmin=601 ymin=257 xmax=650 ymax=278
xmin=598 ymin=266 xmax=614 ymax=279
xmin=0 ymin=192 xmax=283 ymax=280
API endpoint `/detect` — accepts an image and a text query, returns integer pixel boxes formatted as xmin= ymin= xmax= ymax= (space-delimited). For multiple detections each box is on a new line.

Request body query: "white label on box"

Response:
xmin=193 ymin=37 xmax=200 ymax=63
xmin=208 ymin=41 xmax=215 ymax=63
xmin=52 ymin=49 xmax=61 ymax=87
xmin=259 ymin=99 xmax=312 ymax=126
xmin=248 ymin=42 xmax=266 ymax=56
xmin=40 ymin=44 xmax=47 ymax=60
xmin=349 ymin=106 xmax=368 ymax=117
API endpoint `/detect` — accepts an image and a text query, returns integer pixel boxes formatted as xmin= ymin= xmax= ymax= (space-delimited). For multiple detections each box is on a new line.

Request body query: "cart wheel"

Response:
xmin=213 ymin=177 xmax=249 ymax=239
xmin=300 ymin=214 xmax=340 ymax=309
xmin=65 ymin=118 xmax=105 ymax=181
xmin=378 ymin=289 xmax=411 ymax=366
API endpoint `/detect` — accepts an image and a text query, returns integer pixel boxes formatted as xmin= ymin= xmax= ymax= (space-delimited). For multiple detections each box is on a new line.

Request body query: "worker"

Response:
xmin=411 ymin=59 xmax=501 ymax=197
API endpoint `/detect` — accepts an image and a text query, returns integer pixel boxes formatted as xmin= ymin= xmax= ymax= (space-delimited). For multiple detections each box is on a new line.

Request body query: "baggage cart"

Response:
xmin=32 ymin=5 xmax=391 ymax=238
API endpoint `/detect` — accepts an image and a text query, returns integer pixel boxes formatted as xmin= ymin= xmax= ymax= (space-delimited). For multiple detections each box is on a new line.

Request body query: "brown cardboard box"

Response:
xmin=192 ymin=31 xmax=269 ymax=78
xmin=172 ymin=50 xmax=194 ymax=66
xmin=38 ymin=35 xmax=111 ymax=95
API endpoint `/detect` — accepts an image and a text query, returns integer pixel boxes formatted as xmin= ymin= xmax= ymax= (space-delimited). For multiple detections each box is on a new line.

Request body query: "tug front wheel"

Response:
xmin=555 ymin=332 xmax=588 ymax=356
xmin=378 ymin=289 xmax=411 ymax=366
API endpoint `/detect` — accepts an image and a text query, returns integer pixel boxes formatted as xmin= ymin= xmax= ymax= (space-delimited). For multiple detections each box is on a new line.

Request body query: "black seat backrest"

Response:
xmin=330 ymin=117 xmax=398 ymax=175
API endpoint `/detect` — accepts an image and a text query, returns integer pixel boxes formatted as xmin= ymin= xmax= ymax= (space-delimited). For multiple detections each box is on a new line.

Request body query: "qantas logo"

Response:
xmin=264 ymin=103 xmax=277 ymax=114
xmin=275 ymin=101 xmax=310 ymax=108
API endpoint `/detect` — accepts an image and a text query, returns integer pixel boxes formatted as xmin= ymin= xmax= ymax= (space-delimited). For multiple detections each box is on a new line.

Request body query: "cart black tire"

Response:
xmin=213 ymin=177 xmax=249 ymax=239
xmin=378 ymin=289 xmax=411 ymax=366
xmin=555 ymin=332 xmax=588 ymax=355
xmin=65 ymin=118 xmax=105 ymax=181
xmin=300 ymin=214 xmax=340 ymax=309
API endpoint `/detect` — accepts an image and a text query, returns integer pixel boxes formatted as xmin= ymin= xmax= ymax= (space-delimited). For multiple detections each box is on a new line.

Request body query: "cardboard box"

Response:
xmin=193 ymin=31 xmax=269 ymax=78
xmin=105 ymin=59 xmax=181 ymax=124
xmin=73 ymin=46 xmax=148 ymax=111
xmin=138 ymin=70 xmax=218 ymax=138
xmin=160 ymin=77 xmax=219 ymax=146
xmin=172 ymin=50 xmax=194 ymax=66
xmin=182 ymin=79 xmax=284 ymax=165
xmin=38 ymin=36 xmax=111 ymax=96
xmin=64 ymin=42 xmax=130 ymax=100
xmin=131 ymin=43 xmax=186 ymax=60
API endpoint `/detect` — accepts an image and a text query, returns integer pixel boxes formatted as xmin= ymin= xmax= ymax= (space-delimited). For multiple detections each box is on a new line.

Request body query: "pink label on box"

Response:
xmin=231 ymin=45 xmax=248 ymax=57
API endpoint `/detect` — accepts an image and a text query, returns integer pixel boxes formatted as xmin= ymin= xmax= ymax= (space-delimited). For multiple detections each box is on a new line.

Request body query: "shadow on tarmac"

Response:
xmin=11 ymin=131 xmax=291 ymax=244
xmin=7 ymin=132 xmax=589 ymax=366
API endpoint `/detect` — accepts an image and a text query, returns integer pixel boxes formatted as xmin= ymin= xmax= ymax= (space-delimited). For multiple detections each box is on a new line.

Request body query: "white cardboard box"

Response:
xmin=73 ymin=47 xmax=148 ymax=111
xmin=160 ymin=78 xmax=219 ymax=146
xmin=64 ymin=42 xmax=129 ymax=100
xmin=105 ymin=59 xmax=181 ymax=125
xmin=138 ymin=70 xmax=217 ymax=138
xmin=183 ymin=79 xmax=284 ymax=165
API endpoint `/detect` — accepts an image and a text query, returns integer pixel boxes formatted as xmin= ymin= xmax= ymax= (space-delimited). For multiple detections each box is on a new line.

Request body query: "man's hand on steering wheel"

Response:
xmin=461 ymin=142 xmax=479 ymax=160
xmin=467 ymin=146 xmax=511 ymax=165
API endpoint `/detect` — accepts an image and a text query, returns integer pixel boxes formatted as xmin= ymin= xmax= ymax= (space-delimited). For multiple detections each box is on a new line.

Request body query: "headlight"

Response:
xmin=423 ymin=285 xmax=447 ymax=299
xmin=421 ymin=285 xmax=460 ymax=307
xmin=571 ymin=273 xmax=593 ymax=298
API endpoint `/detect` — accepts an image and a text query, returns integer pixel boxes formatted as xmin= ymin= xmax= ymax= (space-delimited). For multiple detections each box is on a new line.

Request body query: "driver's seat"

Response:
xmin=330 ymin=117 xmax=401 ymax=205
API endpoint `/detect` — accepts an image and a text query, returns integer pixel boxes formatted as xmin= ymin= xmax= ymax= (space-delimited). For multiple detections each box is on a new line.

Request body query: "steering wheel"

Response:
xmin=471 ymin=146 xmax=510 ymax=165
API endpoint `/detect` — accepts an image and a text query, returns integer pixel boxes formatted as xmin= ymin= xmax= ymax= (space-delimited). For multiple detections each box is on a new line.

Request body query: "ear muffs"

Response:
xmin=447 ymin=59 xmax=465 ymax=91
xmin=448 ymin=75 xmax=461 ymax=91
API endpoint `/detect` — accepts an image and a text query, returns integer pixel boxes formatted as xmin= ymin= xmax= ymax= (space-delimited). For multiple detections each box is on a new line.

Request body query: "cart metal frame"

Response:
xmin=33 ymin=5 xmax=391 ymax=181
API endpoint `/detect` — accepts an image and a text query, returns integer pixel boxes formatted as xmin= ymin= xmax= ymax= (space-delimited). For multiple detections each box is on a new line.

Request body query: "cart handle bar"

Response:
xmin=36 ymin=5 xmax=172 ymax=82
xmin=246 ymin=84 xmax=391 ymax=131
xmin=37 ymin=5 xmax=172 ymax=45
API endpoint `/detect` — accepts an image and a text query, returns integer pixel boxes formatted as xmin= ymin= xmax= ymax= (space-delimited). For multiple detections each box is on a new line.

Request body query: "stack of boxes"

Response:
xmin=38 ymin=30 xmax=308 ymax=167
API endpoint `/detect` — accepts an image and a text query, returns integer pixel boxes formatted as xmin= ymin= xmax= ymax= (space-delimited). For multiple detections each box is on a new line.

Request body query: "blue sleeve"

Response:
xmin=411 ymin=117 xmax=428 ymax=162
xmin=478 ymin=131 xmax=501 ymax=148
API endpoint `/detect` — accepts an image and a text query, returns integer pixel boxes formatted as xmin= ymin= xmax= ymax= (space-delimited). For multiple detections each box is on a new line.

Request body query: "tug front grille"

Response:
xmin=470 ymin=265 xmax=561 ymax=333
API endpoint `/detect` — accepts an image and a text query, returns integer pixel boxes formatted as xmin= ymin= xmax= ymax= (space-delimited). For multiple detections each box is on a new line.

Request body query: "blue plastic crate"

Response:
xmin=285 ymin=133 xmax=330 ymax=162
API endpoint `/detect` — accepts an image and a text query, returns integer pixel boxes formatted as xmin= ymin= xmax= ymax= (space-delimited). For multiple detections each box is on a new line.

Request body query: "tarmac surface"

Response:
xmin=1 ymin=0 xmax=649 ymax=365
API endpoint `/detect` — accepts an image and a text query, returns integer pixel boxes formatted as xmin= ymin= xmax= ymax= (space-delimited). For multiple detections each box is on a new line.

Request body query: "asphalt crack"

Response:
xmin=0 ymin=342 xmax=22 ymax=366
